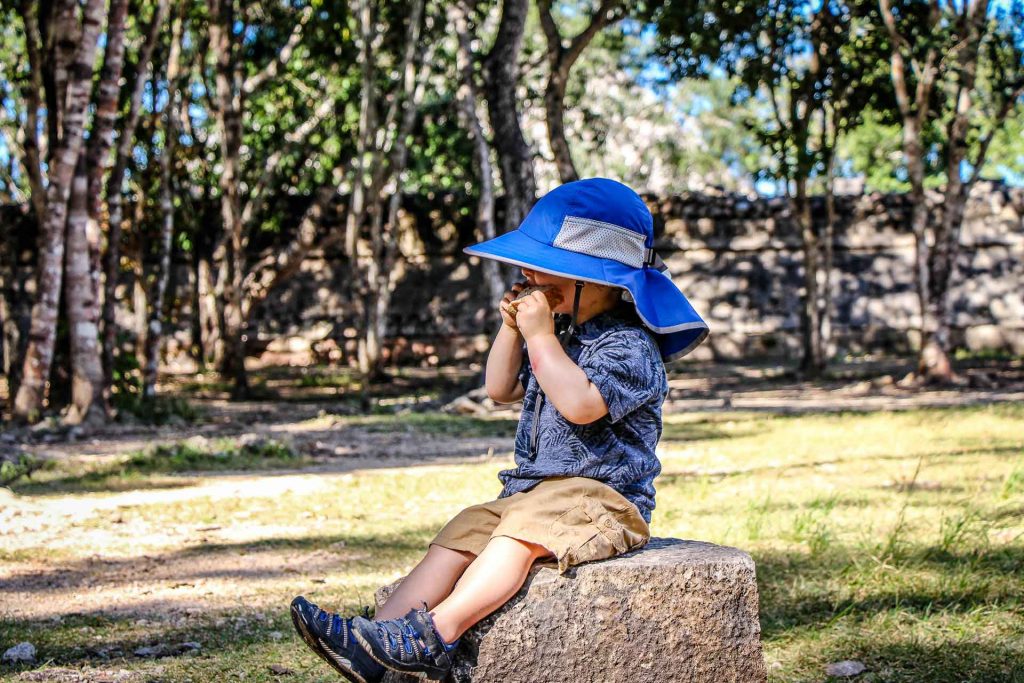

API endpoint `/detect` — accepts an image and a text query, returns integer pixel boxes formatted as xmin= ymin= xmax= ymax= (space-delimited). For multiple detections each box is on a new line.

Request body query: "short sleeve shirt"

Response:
xmin=498 ymin=307 xmax=669 ymax=523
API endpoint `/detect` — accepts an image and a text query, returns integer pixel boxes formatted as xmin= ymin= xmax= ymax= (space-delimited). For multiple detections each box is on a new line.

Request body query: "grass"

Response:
xmin=10 ymin=437 xmax=308 ymax=495
xmin=1 ymin=404 xmax=1022 ymax=681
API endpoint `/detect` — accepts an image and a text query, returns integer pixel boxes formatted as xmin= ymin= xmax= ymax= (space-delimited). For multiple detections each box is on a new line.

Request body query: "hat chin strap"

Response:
xmin=562 ymin=280 xmax=585 ymax=344
xmin=529 ymin=280 xmax=585 ymax=458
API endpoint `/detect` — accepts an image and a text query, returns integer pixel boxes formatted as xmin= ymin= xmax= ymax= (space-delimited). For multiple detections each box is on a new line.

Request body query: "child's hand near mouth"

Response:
xmin=498 ymin=281 xmax=526 ymax=332
xmin=512 ymin=290 xmax=555 ymax=342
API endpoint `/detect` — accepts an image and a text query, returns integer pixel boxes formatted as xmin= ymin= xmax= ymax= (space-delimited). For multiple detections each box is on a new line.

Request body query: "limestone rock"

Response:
xmin=826 ymin=660 xmax=867 ymax=677
xmin=3 ymin=641 xmax=36 ymax=663
xmin=376 ymin=538 xmax=766 ymax=683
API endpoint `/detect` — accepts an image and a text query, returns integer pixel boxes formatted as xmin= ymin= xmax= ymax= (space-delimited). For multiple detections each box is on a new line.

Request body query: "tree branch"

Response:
xmin=242 ymin=4 xmax=314 ymax=95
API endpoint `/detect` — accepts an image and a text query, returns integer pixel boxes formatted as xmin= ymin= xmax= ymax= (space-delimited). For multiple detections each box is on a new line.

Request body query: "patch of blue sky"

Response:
xmin=997 ymin=166 xmax=1024 ymax=185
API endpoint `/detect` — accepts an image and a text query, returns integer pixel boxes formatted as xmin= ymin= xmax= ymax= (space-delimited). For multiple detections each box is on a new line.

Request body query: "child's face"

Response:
xmin=519 ymin=268 xmax=617 ymax=315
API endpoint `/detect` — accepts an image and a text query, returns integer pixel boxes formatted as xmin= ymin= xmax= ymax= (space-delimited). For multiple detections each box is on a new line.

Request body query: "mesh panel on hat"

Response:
xmin=553 ymin=216 xmax=646 ymax=268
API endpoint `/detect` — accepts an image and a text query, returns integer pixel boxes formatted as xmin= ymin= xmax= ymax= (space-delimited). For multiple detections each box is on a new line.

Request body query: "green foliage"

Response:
xmin=124 ymin=437 xmax=301 ymax=474
xmin=0 ymin=451 xmax=48 ymax=486
xmin=648 ymin=0 xmax=889 ymax=190
xmin=110 ymin=334 xmax=199 ymax=425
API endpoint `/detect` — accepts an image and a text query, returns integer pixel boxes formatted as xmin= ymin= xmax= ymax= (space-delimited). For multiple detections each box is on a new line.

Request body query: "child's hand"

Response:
xmin=499 ymin=282 xmax=526 ymax=333
xmin=515 ymin=291 xmax=555 ymax=341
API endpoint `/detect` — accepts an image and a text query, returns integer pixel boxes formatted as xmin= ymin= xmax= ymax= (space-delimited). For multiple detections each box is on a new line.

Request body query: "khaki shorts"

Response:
xmin=430 ymin=477 xmax=650 ymax=573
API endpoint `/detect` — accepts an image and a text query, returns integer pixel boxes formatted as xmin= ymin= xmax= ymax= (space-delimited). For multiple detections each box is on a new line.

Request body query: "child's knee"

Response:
xmin=428 ymin=543 xmax=476 ymax=566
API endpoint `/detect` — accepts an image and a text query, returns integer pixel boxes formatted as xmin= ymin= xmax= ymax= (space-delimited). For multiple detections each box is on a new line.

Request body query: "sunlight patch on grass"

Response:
xmin=2 ymin=407 xmax=1022 ymax=682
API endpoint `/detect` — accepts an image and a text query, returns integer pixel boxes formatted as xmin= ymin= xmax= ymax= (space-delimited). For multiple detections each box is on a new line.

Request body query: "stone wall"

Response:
xmin=3 ymin=183 xmax=1022 ymax=370
xmin=246 ymin=182 xmax=1024 ymax=365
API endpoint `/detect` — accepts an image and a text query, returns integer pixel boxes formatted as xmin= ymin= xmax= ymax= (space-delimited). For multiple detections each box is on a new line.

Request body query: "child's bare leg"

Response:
xmin=429 ymin=536 xmax=552 ymax=642
xmin=374 ymin=544 xmax=476 ymax=620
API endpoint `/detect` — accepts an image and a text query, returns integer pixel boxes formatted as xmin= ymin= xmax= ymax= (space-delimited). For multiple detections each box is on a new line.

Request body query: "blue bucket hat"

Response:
xmin=464 ymin=177 xmax=709 ymax=360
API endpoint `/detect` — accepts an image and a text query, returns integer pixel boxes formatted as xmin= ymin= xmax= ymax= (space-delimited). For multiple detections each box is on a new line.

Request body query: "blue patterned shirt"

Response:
xmin=497 ymin=306 xmax=669 ymax=522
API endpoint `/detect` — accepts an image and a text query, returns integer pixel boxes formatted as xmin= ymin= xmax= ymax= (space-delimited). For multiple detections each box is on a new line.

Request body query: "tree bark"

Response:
xmin=483 ymin=0 xmax=536 ymax=232
xmin=878 ymin=0 xmax=942 ymax=382
xmin=102 ymin=0 xmax=171 ymax=387
xmin=16 ymin=1 xmax=47 ymax=222
xmin=209 ymin=0 xmax=250 ymax=397
xmin=344 ymin=0 xmax=377 ymax=259
xmin=14 ymin=0 xmax=106 ymax=422
xmin=821 ymin=106 xmax=838 ymax=358
xmin=64 ymin=156 xmax=108 ymax=424
xmin=356 ymin=0 xmax=427 ymax=379
xmin=143 ymin=4 xmax=184 ymax=398
xmin=451 ymin=1 xmax=504 ymax=309
xmin=795 ymin=177 xmax=823 ymax=376
xmin=537 ymin=0 xmax=622 ymax=184
xmin=920 ymin=0 xmax=991 ymax=383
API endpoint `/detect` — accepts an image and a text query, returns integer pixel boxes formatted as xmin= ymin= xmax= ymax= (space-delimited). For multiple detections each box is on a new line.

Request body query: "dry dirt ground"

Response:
xmin=1 ymin=358 xmax=1022 ymax=681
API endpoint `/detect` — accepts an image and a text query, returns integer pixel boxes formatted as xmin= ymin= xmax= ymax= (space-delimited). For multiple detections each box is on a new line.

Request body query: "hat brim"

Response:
xmin=464 ymin=230 xmax=709 ymax=361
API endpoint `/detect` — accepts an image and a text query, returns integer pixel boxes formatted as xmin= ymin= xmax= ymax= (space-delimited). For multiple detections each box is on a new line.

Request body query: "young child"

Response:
xmin=290 ymin=178 xmax=708 ymax=682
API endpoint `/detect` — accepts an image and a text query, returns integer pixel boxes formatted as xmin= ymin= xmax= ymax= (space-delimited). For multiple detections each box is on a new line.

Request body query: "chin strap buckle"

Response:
xmin=644 ymin=247 xmax=669 ymax=272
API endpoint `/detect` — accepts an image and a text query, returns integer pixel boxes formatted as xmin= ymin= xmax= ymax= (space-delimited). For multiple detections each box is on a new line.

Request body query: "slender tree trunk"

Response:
xmin=451 ymin=1 xmax=503 ymax=307
xmin=920 ymin=1 xmax=989 ymax=383
xmin=536 ymin=0 xmax=622 ymax=184
xmin=356 ymin=0 xmax=427 ymax=379
xmin=821 ymin=116 xmax=837 ymax=358
xmin=543 ymin=70 xmax=578 ymax=183
xmin=209 ymin=0 xmax=250 ymax=397
xmin=903 ymin=118 xmax=938 ymax=376
xmin=16 ymin=2 xmax=46 ymax=222
xmin=14 ymin=0 xmax=106 ymax=422
xmin=64 ymin=157 xmax=108 ymax=424
xmin=344 ymin=0 xmax=377 ymax=259
xmin=197 ymin=250 xmax=222 ymax=368
xmin=102 ymin=0 xmax=171 ymax=387
xmin=483 ymin=0 xmax=536 ymax=232
xmin=143 ymin=6 xmax=184 ymax=398
xmin=795 ymin=178 xmax=823 ymax=376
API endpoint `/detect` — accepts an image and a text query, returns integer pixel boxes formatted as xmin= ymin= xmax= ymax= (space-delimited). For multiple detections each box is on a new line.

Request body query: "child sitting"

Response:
xmin=290 ymin=178 xmax=708 ymax=682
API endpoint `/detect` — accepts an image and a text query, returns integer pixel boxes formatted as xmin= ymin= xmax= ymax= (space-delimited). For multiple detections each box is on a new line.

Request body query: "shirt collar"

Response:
xmin=559 ymin=306 xmax=634 ymax=344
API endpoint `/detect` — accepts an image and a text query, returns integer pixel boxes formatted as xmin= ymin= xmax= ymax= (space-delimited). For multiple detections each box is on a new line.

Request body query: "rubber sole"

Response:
xmin=290 ymin=602 xmax=368 ymax=683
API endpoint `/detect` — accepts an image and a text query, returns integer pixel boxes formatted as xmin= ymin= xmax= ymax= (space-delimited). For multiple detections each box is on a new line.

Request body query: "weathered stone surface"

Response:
xmin=375 ymin=538 xmax=767 ymax=683
xmin=3 ymin=641 xmax=36 ymax=663
xmin=6 ymin=182 xmax=1021 ymax=367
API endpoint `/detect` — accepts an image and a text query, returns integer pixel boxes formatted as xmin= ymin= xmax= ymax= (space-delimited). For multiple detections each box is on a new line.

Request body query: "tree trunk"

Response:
xmin=795 ymin=178 xmax=823 ymax=377
xmin=64 ymin=157 xmax=108 ymax=425
xmin=14 ymin=0 xmax=106 ymax=422
xmin=355 ymin=0 xmax=427 ymax=380
xmin=920 ymin=1 xmax=989 ymax=384
xmin=197 ymin=250 xmax=222 ymax=368
xmin=903 ymin=118 xmax=939 ymax=378
xmin=16 ymin=2 xmax=47 ymax=222
xmin=821 ymin=126 xmax=837 ymax=359
xmin=143 ymin=5 xmax=183 ymax=398
xmin=451 ymin=1 xmax=504 ymax=309
xmin=483 ymin=0 xmax=536 ymax=232
xmin=543 ymin=70 xmax=578 ymax=183
xmin=536 ymin=0 xmax=622 ymax=184
xmin=344 ymin=0 xmax=377 ymax=259
xmin=209 ymin=0 xmax=250 ymax=397
xmin=102 ymin=0 xmax=171 ymax=387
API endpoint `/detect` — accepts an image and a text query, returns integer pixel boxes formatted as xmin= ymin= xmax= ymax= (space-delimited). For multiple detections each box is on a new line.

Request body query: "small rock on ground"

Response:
xmin=826 ymin=660 xmax=867 ymax=677
xmin=3 ymin=642 xmax=36 ymax=663
xmin=133 ymin=641 xmax=201 ymax=658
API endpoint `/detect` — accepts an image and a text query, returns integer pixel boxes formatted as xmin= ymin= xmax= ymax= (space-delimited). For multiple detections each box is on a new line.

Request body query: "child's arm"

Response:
xmin=514 ymin=291 xmax=609 ymax=425
xmin=484 ymin=283 xmax=527 ymax=403
xmin=485 ymin=325 xmax=526 ymax=403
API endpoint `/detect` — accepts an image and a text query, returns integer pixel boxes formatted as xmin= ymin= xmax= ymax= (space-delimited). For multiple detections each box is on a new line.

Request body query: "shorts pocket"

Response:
xmin=549 ymin=494 xmax=648 ymax=572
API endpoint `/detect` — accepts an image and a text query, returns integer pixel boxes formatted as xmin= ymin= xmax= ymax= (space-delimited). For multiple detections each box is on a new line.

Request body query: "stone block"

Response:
xmin=375 ymin=538 xmax=766 ymax=683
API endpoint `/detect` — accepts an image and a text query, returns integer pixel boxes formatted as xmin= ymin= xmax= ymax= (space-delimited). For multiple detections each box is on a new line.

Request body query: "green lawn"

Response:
xmin=1 ymin=404 xmax=1022 ymax=682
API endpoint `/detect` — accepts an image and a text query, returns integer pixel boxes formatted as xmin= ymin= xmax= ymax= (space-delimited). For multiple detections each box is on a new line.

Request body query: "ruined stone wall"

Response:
xmin=245 ymin=182 xmax=1024 ymax=365
xmin=4 ymin=183 xmax=1022 ymax=370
